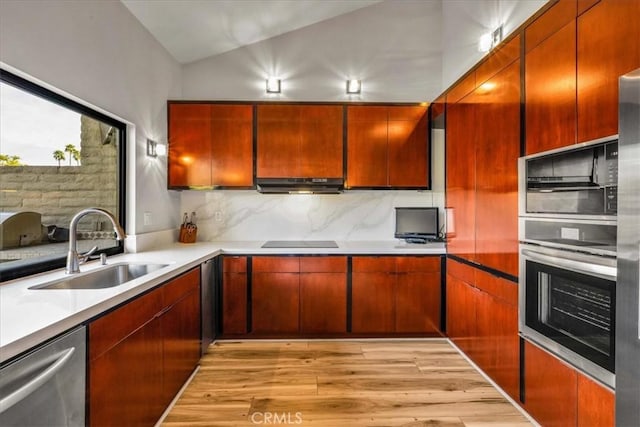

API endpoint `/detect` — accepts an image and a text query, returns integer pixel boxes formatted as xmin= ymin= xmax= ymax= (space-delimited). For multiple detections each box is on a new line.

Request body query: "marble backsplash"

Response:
xmin=180 ymin=190 xmax=445 ymax=242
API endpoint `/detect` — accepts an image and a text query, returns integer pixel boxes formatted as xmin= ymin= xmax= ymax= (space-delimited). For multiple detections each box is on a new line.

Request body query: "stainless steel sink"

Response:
xmin=29 ymin=263 xmax=169 ymax=290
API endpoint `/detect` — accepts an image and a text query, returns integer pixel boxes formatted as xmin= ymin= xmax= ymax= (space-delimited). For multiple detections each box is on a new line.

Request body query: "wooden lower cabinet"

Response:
xmin=300 ymin=271 xmax=347 ymax=334
xmin=352 ymin=256 xmax=442 ymax=335
xmin=524 ymin=341 xmax=578 ymax=427
xmin=446 ymin=259 xmax=519 ymax=400
xmin=222 ymin=256 xmax=248 ymax=335
xmin=252 ymin=272 xmax=300 ymax=334
xmin=88 ymin=268 xmax=201 ymax=427
xmin=577 ymin=374 xmax=615 ymax=427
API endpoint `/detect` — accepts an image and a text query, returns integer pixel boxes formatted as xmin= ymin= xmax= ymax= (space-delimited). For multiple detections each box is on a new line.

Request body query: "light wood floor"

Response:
xmin=162 ymin=340 xmax=533 ymax=426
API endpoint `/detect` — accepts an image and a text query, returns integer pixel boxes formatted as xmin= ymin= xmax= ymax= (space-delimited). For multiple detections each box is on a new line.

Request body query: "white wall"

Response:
xmin=0 ymin=0 xmax=182 ymax=237
xmin=182 ymin=0 xmax=443 ymax=102
xmin=441 ymin=0 xmax=548 ymax=91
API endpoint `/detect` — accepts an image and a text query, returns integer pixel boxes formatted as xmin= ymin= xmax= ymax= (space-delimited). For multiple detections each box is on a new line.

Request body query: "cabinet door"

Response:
xmin=161 ymin=289 xmax=201 ymax=405
xmin=395 ymin=256 xmax=441 ymax=334
xmin=210 ymin=104 xmax=254 ymax=186
xmin=257 ymin=105 xmax=301 ymax=177
xmin=168 ymin=103 xmax=212 ymax=187
xmin=445 ymin=99 xmax=476 ymax=261
xmin=347 ymin=106 xmax=388 ymax=187
xmin=299 ymin=105 xmax=343 ymax=178
xmin=351 ymin=257 xmax=396 ymax=333
xmin=525 ymin=21 xmax=577 ymax=154
xmin=252 ymin=257 xmax=300 ymax=334
xmin=475 ymin=61 xmax=520 ymax=277
xmin=387 ymin=106 xmax=429 ymax=187
xmin=446 ymin=273 xmax=477 ymax=356
xmin=300 ymin=257 xmax=347 ymax=334
xmin=577 ymin=373 xmax=615 ymax=427
xmin=89 ymin=319 xmax=164 ymax=427
xmin=577 ymin=0 xmax=640 ymax=142
xmin=524 ymin=341 xmax=578 ymax=427
xmin=222 ymin=257 xmax=248 ymax=335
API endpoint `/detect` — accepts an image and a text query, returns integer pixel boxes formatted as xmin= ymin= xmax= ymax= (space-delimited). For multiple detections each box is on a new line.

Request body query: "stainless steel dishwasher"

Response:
xmin=0 ymin=326 xmax=86 ymax=426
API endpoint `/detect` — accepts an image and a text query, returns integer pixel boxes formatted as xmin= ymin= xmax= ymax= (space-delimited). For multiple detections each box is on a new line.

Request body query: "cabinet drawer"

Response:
xmin=89 ymin=288 xmax=162 ymax=361
xmin=163 ymin=267 xmax=200 ymax=307
xmin=396 ymin=256 xmax=440 ymax=273
xmin=474 ymin=269 xmax=518 ymax=306
xmin=253 ymin=256 xmax=300 ymax=273
xmin=352 ymin=256 xmax=397 ymax=273
xmin=300 ymin=256 xmax=347 ymax=273
xmin=446 ymin=258 xmax=475 ymax=284
xmin=223 ymin=256 xmax=247 ymax=273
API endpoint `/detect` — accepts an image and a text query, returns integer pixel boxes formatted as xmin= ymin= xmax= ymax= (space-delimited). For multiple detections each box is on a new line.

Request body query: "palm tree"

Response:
xmin=0 ymin=154 xmax=23 ymax=166
xmin=64 ymin=144 xmax=76 ymax=166
xmin=71 ymin=148 xmax=81 ymax=165
xmin=53 ymin=150 xmax=65 ymax=166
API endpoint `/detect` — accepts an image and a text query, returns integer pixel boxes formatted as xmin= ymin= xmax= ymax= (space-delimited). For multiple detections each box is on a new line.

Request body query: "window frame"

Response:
xmin=0 ymin=69 xmax=126 ymax=282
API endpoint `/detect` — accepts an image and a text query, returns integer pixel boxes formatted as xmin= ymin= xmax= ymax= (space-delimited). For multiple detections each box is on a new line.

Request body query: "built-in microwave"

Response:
xmin=518 ymin=136 xmax=618 ymax=220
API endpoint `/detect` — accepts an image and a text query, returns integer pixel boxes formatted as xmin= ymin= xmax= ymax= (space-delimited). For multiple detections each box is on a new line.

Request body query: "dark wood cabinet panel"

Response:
xmin=446 ymin=258 xmax=476 ymax=284
xmin=300 ymin=272 xmax=347 ymax=333
xmin=257 ymin=104 xmax=343 ymax=178
xmin=347 ymin=106 xmax=389 ymax=187
xmin=351 ymin=272 xmax=396 ymax=333
xmin=577 ymin=373 xmax=615 ymax=427
xmin=299 ymin=256 xmax=347 ymax=273
xmin=577 ymin=0 xmax=640 ymax=142
xmin=161 ymin=288 xmax=201 ymax=405
xmin=388 ymin=107 xmax=428 ymax=187
xmin=222 ymin=256 xmax=248 ymax=335
xmin=447 ymin=72 xmax=476 ymax=104
xmin=395 ymin=271 xmax=440 ymax=333
xmin=89 ymin=319 xmax=164 ymax=427
xmin=252 ymin=256 xmax=300 ymax=273
xmin=352 ymin=256 xmax=397 ymax=273
xmin=162 ymin=267 xmax=200 ymax=307
xmin=475 ymin=61 xmax=520 ymax=276
xmin=525 ymin=21 xmax=577 ymax=155
xmin=168 ymin=103 xmax=253 ymax=188
xmin=396 ymin=256 xmax=440 ymax=272
xmin=446 ymin=273 xmax=477 ymax=356
xmin=525 ymin=0 xmax=576 ymax=52
xmin=252 ymin=272 xmax=300 ymax=334
xmin=445 ymin=99 xmax=476 ymax=261
xmin=476 ymin=34 xmax=521 ymax=86
xmin=168 ymin=103 xmax=213 ymax=187
xmin=347 ymin=105 xmax=428 ymax=188
xmin=577 ymin=0 xmax=599 ymax=15
xmin=209 ymin=105 xmax=254 ymax=187
xmin=524 ymin=341 xmax=578 ymax=427
xmin=89 ymin=287 xmax=162 ymax=361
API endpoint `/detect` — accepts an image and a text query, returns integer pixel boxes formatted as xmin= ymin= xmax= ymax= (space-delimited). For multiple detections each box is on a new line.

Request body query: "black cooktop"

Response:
xmin=261 ymin=240 xmax=339 ymax=248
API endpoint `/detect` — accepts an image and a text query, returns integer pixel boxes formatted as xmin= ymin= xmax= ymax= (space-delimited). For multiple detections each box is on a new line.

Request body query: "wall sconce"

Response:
xmin=478 ymin=25 xmax=503 ymax=53
xmin=346 ymin=79 xmax=362 ymax=94
xmin=146 ymin=139 xmax=166 ymax=157
xmin=266 ymin=77 xmax=281 ymax=93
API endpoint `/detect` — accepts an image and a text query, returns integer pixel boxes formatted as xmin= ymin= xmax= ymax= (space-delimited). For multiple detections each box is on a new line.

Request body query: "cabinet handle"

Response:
xmin=0 ymin=347 xmax=75 ymax=414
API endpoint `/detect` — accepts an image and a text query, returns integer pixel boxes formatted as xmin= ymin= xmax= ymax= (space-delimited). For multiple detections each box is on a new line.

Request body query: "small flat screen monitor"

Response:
xmin=395 ymin=207 xmax=439 ymax=243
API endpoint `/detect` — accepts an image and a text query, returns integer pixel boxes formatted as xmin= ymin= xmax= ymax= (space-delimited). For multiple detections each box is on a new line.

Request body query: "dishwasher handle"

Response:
xmin=0 ymin=347 xmax=75 ymax=414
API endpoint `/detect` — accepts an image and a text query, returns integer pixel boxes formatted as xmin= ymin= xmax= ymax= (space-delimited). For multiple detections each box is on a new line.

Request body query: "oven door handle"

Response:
xmin=522 ymin=249 xmax=616 ymax=281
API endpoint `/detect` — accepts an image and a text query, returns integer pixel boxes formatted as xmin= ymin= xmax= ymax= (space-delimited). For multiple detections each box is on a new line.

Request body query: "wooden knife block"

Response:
xmin=178 ymin=225 xmax=197 ymax=243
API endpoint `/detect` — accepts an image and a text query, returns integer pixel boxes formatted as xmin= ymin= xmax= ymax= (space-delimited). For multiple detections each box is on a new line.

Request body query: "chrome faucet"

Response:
xmin=66 ymin=208 xmax=126 ymax=274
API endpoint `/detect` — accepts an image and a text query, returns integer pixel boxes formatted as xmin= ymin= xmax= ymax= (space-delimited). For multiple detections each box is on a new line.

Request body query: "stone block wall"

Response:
xmin=0 ymin=116 xmax=118 ymax=231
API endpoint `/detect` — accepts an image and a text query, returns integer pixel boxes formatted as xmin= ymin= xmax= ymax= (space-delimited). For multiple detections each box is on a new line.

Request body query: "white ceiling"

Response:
xmin=122 ymin=0 xmax=384 ymax=64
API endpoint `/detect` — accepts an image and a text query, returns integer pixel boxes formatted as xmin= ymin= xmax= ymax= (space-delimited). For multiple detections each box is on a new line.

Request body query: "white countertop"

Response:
xmin=0 ymin=240 xmax=445 ymax=363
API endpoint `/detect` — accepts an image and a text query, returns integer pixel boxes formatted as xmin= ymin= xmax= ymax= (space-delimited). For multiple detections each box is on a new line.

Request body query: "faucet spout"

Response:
xmin=66 ymin=208 xmax=126 ymax=274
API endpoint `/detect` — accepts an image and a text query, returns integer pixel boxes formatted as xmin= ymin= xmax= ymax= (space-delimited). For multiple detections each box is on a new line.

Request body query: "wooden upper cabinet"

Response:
xmin=525 ymin=0 xmax=576 ymax=52
xmin=347 ymin=105 xmax=429 ymax=189
xmin=525 ymin=20 xmax=577 ymax=154
xmin=577 ymin=0 xmax=640 ymax=142
xmin=347 ymin=106 xmax=388 ymax=187
xmin=475 ymin=61 xmax=520 ymax=276
xmin=257 ymin=104 xmax=343 ymax=178
xmin=168 ymin=103 xmax=213 ymax=187
xmin=168 ymin=103 xmax=253 ymax=188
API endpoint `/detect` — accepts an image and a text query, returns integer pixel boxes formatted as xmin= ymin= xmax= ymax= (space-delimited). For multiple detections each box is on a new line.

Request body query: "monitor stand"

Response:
xmin=404 ymin=238 xmax=427 ymax=244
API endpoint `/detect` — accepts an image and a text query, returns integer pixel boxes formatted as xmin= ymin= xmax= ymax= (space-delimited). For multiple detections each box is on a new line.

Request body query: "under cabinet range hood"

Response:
xmin=256 ymin=178 xmax=344 ymax=194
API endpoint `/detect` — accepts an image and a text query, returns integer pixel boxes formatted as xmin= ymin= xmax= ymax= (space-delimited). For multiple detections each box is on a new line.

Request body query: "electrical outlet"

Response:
xmin=215 ymin=211 xmax=223 ymax=222
xmin=143 ymin=212 xmax=152 ymax=226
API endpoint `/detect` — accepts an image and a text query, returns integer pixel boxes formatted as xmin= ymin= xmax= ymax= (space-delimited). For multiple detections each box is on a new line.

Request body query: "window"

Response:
xmin=0 ymin=69 xmax=126 ymax=282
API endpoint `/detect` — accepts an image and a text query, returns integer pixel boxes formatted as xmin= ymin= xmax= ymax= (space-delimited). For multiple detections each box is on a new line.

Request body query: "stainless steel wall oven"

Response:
xmin=518 ymin=136 xmax=618 ymax=389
